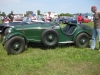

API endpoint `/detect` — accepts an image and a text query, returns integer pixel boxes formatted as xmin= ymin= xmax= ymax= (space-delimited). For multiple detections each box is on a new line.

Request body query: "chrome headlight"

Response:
xmin=4 ymin=28 xmax=12 ymax=36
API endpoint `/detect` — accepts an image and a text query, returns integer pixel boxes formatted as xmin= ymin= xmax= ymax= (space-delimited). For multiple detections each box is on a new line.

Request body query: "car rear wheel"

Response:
xmin=5 ymin=36 xmax=25 ymax=55
xmin=75 ymin=33 xmax=90 ymax=48
xmin=41 ymin=29 xmax=59 ymax=47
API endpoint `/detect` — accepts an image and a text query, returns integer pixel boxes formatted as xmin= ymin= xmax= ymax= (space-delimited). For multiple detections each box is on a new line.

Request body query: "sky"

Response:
xmin=0 ymin=0 xmax=100 ymax=15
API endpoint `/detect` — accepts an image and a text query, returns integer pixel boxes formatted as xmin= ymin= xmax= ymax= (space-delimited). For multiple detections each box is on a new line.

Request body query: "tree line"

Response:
xmin=59 ymin=13 xmax=73 ymax=17
xmin=0 ymin=10 xmax=73 ymax=17
xmin=0 ymin=12 xmax=6 ymax=16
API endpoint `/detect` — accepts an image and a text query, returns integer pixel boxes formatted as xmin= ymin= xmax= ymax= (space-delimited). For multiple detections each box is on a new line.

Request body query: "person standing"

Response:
xmin=8 ymin=11 xmax=14 ymax=22
xmin=77 ymin=13 xmax=83 ymax=24
xmin=45 ymin=12 xmax=51 ymax=22
xmin=90 ymin=6 xmax=100 ymax=51
xmin=4 ymin=16 xmax=9 ymax=23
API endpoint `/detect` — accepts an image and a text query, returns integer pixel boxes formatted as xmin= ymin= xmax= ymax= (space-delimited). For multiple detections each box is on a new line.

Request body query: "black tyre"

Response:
xmin=75 ymin=33 xmax=90 ymax=48
xmin=41 ymin=29 xmax=59 ymax=47
xmin=0 ymin=34 xmax=1 ymax=42
xmin=5 ymin=36 xmax=25 ymax=55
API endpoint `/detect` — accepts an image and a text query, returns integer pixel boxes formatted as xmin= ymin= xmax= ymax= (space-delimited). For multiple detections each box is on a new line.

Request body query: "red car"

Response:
xmin=13 ymin=18 xmax=23 ymax=21
xmin=83 ymin=18 xmax=90 ymax=23
xmin=4 ymin=19 xmax=9 ymax=23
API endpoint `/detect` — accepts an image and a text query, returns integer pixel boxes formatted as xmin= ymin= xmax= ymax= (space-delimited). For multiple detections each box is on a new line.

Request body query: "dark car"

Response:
xmin=0 ymin=17 xmax=36 ymax=36
xmin=59 ymin=17 xmax=67 ymax=23
xmin=63 ymin=17 xmax=77 ymax=24
xmin=0 ymin=22 xmax=21 ymax=36
xmin=2 ymin=19 xmax=92 ymax=55
xmin=62 ymin=18 xmax=69 ymax=24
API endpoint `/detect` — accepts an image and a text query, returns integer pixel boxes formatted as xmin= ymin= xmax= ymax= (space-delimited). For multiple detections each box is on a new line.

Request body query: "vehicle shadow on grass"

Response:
xmin=27 ymin=42 xmax=57 ymax=50
xmin=27 ymin=42 xmax=76 ymax=50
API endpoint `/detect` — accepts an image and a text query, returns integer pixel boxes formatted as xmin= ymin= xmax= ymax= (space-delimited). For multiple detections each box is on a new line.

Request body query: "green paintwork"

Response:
xmin=3 ymin=22 xmax=92 ymax=46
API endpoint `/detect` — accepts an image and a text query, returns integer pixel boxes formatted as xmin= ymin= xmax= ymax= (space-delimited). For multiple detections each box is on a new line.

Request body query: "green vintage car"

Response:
xmin=2 ymin=18 xmax=92 ymax=54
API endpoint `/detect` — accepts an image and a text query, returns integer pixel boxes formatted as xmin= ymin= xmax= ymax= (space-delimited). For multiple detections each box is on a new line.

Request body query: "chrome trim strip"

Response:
xmin=58 ymin=41 xmax=74 ymax=44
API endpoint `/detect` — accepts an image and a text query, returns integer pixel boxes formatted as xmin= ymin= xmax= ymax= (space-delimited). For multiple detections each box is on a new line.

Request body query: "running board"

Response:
xmin=58 ymin=41 xmax=74 ymax=44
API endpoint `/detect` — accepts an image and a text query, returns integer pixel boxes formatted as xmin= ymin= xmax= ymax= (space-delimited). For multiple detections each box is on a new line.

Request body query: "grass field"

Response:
xmin=0 ymin=22 xmax=100 ymax=75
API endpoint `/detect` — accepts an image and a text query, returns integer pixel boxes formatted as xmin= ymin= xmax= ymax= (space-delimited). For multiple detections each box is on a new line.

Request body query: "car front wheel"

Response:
xmin=5 ymin=36 xmax=25 ymax=55
xmin=75 ymin=33 xmax=90 ymax=48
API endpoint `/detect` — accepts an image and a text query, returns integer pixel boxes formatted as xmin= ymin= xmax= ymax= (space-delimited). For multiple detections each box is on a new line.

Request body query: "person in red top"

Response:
xmin=77 ymin=13 xmax=83 ymax=24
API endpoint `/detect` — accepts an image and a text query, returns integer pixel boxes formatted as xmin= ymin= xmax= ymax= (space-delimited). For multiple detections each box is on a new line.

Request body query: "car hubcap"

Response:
xmin=45 ymin=33 xmax=56 ymax=44
xmin=14 ymin=43 xmax=20 ymax=50
xmin=80 ymin=38 xmax=86 ymax=45
xmin=48 ymin=35 xmax=53 ymax=41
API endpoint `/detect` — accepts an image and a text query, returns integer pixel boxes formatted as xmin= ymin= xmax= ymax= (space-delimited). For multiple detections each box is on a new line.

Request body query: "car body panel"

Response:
xmin=2 ymin=20 xmax=93 ymax=54
xmin=2 ymin=21 xmax=92 ymax=47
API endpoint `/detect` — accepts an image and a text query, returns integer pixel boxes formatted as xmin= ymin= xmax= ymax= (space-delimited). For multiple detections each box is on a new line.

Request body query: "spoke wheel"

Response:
xmin=41 ymin=29 xmax=59 ymax=47
xmin=75 ymin=33 xmax=90 ymax=48
xmin=5 ymin=36 xmax=25 ymax=55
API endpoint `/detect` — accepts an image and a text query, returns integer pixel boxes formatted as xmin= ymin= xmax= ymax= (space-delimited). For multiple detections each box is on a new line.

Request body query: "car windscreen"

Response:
xmin=22 ymin=17 xmax=31 ymax=22
xmin=49 ymin=20 xmax=59 ymax=26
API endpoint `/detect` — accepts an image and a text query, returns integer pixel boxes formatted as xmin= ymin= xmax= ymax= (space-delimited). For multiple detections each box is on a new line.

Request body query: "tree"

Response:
xmin=37 ymin=10 xmax=41 ymax=15
xmin=59 ymin=13 xmax=65 ymax=16
xmin=1 ymin=12 xmax=6 ymax=17
xmin=24 ymin=14 xmax=28 ymax=17
xmin=59 ymin=13 xmax=72 ymax=17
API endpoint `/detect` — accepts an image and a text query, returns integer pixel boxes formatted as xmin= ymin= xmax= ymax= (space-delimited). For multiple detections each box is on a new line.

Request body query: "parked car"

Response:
xmin=82 ymin=18 xmax=91 ymax=23
xmin=3 ymin=19 xmax=9 ymax=23
xmin=62 ymin=18 xmax=69 ymax=24
xmin=2 ymin=19 xmax=92 ymax=54
xmin=59 ymin=17 xmax=67 ymax=23
xmin=14 ymin=18 xmax=23 ymax=22
xmin=0 ymin=22 xmax=22 ymax=36
xmin=62 ymin=17 xmax=77 ymax=24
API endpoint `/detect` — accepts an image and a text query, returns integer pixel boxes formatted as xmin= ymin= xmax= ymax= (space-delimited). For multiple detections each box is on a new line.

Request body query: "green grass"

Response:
xmin=83 ymin=22 xmax=94 ymax=27
xmin=0 ymin=22 xmax=100 ymax=75
xmin=0 ymin=20 xmax=3 ymax=24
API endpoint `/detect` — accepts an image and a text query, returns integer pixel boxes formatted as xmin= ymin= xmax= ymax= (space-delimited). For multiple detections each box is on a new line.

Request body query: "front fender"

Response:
xmin=2 ymin=32 xmax=28 ymax=45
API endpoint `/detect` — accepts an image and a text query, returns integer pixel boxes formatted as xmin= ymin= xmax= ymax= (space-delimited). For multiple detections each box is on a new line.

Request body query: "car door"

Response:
xmin=23 ymin=23 xmax=44 ymax=41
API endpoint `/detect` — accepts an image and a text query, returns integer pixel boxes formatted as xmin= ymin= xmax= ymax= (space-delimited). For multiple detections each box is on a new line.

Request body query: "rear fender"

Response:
xmin=73 ymin=31 xmax=90 ymax=42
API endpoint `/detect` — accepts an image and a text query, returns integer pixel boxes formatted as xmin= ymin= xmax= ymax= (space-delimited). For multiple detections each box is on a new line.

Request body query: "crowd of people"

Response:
xmin=0 ymin=11 xmax=14 ymax=23
xmin=0 ymin=11 xmax=92 ymax=24
xmin=0 ymin=11 xmax=53 ymax=23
